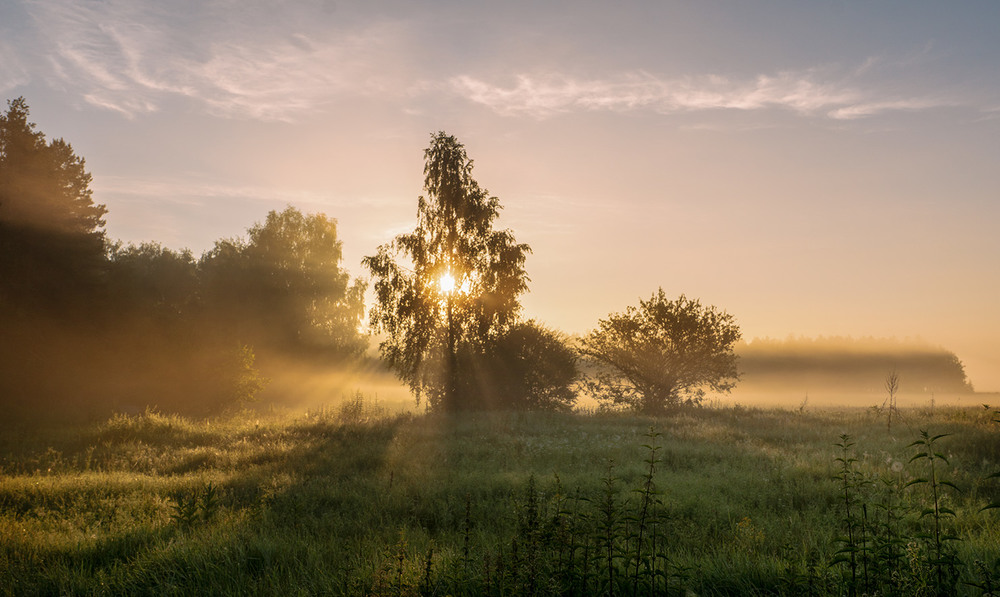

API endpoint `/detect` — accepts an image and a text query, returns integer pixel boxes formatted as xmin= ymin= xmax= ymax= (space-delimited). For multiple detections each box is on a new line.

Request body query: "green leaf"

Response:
xmin=939 ymin=480 xmax=961 ymax=493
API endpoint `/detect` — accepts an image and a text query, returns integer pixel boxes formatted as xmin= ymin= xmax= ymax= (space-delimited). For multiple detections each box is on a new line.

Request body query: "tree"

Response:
xmin=200 ymin=206 xmax=367 ymax=357
xmin=364 ymin=132 xmax=531 ymax=411
xmin=0 ymin=97 xmax=107 ymax=312
xmin=486 ymin=321 xmax=579 ymax=411
xmin=107 ymin=241 xmax=201 ymax=323
xmin=580 ymin=290 xmax=741 ymax=414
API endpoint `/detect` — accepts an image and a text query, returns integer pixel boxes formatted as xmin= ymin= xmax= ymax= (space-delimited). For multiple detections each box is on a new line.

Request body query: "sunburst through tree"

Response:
xmin=364 ymin=132 xmax=532 ymax=412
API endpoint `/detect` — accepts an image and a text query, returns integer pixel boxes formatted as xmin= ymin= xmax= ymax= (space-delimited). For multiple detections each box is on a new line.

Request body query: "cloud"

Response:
xmin=0 ymin=41 xmax=30 ymax=95
xmin=827 ymin=98 xmax=950 ymax=120
xmin=450 ymin=69 xmax=952 ymax=120
xmin=9 ymin=2 xmax=971 ymax=124
xmin=21 ymin=0 xmax=415 ymax=120
xmin=93 ymin=174 xmax=398 ymax=210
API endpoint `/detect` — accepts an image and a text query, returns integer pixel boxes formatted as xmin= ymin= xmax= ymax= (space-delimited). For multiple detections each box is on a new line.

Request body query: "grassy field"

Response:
xmin=3 ymin=398 xmax=1000 ymax=595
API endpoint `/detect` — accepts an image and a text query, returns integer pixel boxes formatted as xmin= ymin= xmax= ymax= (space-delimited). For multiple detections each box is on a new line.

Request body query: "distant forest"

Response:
xmin=737 ymin=337 xmax=973 ymax=395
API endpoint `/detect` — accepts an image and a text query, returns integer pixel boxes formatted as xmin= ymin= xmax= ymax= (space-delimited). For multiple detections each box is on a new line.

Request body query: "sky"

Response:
xmin=2 ymin=0 xmax=999 ymax=392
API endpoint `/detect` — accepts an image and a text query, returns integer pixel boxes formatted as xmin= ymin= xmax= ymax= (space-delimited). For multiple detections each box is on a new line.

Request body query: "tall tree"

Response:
xmin=0 ymin=97 xmax=107 ymax=311
xmin=581 ymin=291 xmax=741 ymax=414
xmin=364 ymin=132 xmax=531 ymax=411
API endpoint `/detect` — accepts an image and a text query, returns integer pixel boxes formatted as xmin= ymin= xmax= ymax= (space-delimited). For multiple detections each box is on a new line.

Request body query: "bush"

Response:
xmin=455 ymin=321 xmax=579 ymax=411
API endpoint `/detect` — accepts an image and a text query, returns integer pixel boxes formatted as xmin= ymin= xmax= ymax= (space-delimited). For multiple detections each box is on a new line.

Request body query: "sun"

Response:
xmin=438 ymin=270 xmax=476 ymax=295
xmin=438 ymin=272 xmax=457 ymax=294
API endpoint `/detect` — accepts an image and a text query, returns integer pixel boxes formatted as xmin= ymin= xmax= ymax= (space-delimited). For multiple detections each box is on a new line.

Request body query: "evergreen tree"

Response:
xmin=0 ymin=97 xmax=107 ymax=312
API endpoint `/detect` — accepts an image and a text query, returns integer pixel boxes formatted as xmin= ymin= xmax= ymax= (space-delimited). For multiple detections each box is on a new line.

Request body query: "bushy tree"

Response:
xmin=486 ymin=321 xmax=578 ymax=411
xmin=364 ymin=132 xmax=531 ymax=411
xmin=581 ymin=290 xmax=741 ymax=414
xmin=0 ymin=97 xmax=107 ymax=311
xmin=201 ymin=206 xmax=367 ymax=357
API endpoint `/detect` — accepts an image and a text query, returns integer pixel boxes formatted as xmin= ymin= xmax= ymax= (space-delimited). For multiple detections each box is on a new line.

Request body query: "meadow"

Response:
xmin=3 ymin=398 xmax=1000 ymax=596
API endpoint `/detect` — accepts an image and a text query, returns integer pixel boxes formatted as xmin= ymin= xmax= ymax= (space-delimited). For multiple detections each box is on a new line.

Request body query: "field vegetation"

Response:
xmin=4 ymin=399 xmax=1000 ymax=595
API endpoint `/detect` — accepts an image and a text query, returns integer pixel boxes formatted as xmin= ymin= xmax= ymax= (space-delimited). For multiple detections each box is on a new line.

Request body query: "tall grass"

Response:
xmin=2 ymin=402 xmax=1000 ymax=594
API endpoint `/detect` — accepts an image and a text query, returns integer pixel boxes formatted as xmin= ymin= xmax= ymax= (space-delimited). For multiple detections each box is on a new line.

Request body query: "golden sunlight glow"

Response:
xmin=438 ymin=270 xmax=476 ymax=295
xmin=439 ymin=272 xmax=457 ymax=294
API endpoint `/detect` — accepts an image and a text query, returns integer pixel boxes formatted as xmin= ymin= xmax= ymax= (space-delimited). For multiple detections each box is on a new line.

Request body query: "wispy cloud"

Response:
xmin=8 ymin=1 xmax=971 ymax=124
xmin=450 ymin=69 xmax=954 ymax=120
xmin=0 ymin=40 xmax=30 ymax=94
xmin=22 ymin=0 xmax=415 ymax=120
xmin=93 ymin=174 xmax=398 ymax=210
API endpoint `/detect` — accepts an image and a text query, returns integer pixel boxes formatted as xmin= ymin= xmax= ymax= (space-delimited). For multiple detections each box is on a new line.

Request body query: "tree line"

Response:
xmin=1 ymin=98 xmax=367 ymax=417
xmin=2 ymin=96 xmax=971 ymax=419
xmin=737 ymin=336 xmax=973 ymax=395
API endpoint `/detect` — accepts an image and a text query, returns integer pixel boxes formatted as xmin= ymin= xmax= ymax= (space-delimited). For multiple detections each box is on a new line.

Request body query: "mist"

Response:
xmin=730 ymin=336 xmax=974 ymax=408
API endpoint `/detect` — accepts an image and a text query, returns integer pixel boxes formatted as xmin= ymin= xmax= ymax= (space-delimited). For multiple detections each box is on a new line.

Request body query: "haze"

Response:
xmin=3 ymin=0 xmax=997 ymax=391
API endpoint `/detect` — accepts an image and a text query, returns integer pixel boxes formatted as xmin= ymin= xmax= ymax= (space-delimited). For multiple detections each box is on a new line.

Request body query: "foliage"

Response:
xmin=201 ymin=206 xmax=367 ymax=357
xmin=170 ymin=482 xmax=221 ymax=528
xmin=580 ymin=289 xmax=741 ymax=414
xmin=0 ymin=96 xmax=107 ymax=313
xmin=364 ymin=132 xmax=531 ymax=411
xmin=107 ymin=241 xmax=201 ymax=323
xmin=224 ymin=344 xmax=269 ymax=408
xmin=826 ymin=428 xmax=973 ymax=596
xmin=907 ymin=430 xmax=963 ymax=593
xmin=480 ymin=321 xmax=579 ymax=411
xmin=831 ymin=434 xmax=870 ymax=593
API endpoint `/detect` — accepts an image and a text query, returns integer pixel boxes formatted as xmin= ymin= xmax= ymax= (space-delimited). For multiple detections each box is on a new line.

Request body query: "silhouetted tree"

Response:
xmin=200 ymin=206 xmax=366 ymax=357
xmin=364 ymin=132 xmax=531 ymax=411
xmin=485 ymin=321 xmax=578 ymax=411
xmin=581 ymin=290 xmax=741 ymax=414
xmin=0 ymin=97 xmax=107 ymax=313
xmin=107 ymin=241 xmax=200 ymax=323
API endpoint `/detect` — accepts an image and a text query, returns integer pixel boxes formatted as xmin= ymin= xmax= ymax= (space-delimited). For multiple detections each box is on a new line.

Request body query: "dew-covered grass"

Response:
xmin=3 ymin=401 xmax=1000 ymax=595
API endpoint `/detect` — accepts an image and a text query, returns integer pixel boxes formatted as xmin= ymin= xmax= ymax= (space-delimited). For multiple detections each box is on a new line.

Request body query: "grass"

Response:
xmin=2 ymin=401 xmax=1000 ymax=595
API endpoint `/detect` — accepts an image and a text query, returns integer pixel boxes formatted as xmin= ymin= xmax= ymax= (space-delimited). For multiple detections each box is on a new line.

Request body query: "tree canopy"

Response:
xmin=200 ymin=206 xmax=367 ymax=357
xmin=580 ymin=290 xmax=741 ymax=414
xmin=0 ymin=97 xmax=107 ymax=312
xmin=364 ymin=132 xmax=532 ymax=411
